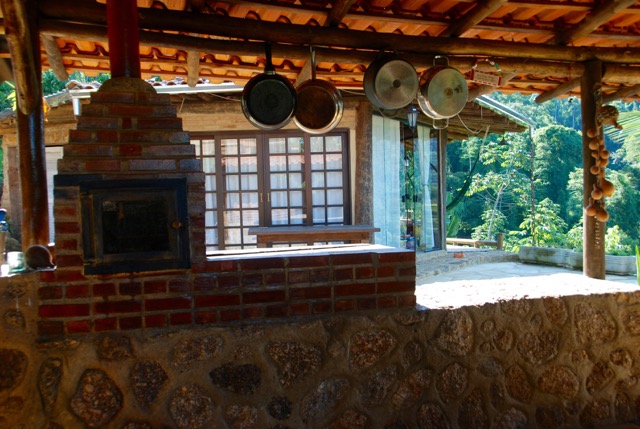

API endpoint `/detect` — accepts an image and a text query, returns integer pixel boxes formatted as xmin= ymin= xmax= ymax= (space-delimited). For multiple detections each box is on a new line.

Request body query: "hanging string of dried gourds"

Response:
xmin=584 ymin=104 xmax=621 ymax=222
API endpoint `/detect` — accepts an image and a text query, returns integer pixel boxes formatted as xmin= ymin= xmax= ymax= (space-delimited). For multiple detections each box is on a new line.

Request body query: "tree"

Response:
xmin=517 ymin=197 xmax=567 ymax=247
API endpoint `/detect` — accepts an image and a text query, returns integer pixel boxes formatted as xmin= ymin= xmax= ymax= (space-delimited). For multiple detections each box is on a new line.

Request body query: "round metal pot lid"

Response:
xmin=419 ymin=66 xmax=468 ymax=119
xmin=294 ymin=80 xmax=344 ymax=134
xmin=365 ymin=57 xmax=419 ymax=110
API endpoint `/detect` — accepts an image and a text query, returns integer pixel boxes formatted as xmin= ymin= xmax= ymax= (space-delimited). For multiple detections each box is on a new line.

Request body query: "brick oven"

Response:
xmin=35 ymin=76 xmax=417 ymax=337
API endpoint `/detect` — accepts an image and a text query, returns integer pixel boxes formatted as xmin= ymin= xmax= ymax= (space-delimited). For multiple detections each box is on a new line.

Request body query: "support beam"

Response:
xmin=581 ymin=60 xmax=606 ymax=280
xmin=37 ymin=0 xmax=640 ymax=64
xmin=534 ymin=78 xmax=580 ymax=104
xmin=186 ymin=50 xmax=200 ymax=87
xmin=39 ymin=19 xmax=640 ymax=85
xmin=325 ymin=0 xmax=357 ymax=27
xmin=106 ymin=0 xmax=140 ymax=78
xmin=0 ymin=0 xmax=49 ymax=248
xmin=603 ymin=84 xmax=640 ymax=103
xmin=440 ymin=0 xmax=509 ymax=38
xmin=40 ymin=34 xmax=69 ymax=81
xmin=551 ymin=0 xmax=638 ymax=45
xmin=354 ymin=100 xmax=373 ymax=225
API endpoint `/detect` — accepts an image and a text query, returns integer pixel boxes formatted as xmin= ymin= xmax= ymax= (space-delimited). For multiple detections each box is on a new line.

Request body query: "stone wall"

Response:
xmin=4 ymin=270 xmax=640 ymax=428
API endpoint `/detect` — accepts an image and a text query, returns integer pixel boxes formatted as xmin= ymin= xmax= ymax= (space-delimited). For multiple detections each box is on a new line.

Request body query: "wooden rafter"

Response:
xmin=534 ymin=78 xmax=580 ymax=104
xmin=550 ymin=0 xmax=639 ymax=45
xmin=602 ymin=84 xmax=640 ymax=103
xmin=325 ymin=0 xmax=357 ymax=27
xmin=439 ymin=0 xmax=510 ymax=38
xmin=187 ymin=50 xmax=200 ymax=86
xmin=40 ymin=34 xmax=69 ymax=81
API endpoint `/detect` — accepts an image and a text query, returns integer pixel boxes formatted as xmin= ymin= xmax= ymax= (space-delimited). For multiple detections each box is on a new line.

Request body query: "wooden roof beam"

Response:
xmin=534 ymin=78 xmax=580 ymax=103
xmin=602 ymin=84 xmax=640 ymax=103
xmin=40 ymin=34 xmax=68 ymax=81
xmin=326 ymin=0 xmax=357 ymax=27
xmin=440 ymin=0 xmax=510 ymax=38
xmin=37 ymin=0 xmax=640 ymax=64
xmin=551 ymin=0 xmax=638 ymax=45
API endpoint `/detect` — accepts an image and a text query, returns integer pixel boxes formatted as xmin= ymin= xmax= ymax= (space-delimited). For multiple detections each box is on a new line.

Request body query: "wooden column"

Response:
xmin=580 ymin=60 xmax=606 ymax=279
xmin=354 ymin=100 xmax=373 ymax=225
xmin=106 ymin=0 xmax=141 ymax=78
xmin=1 ymin=0 xmax=49 ymax=248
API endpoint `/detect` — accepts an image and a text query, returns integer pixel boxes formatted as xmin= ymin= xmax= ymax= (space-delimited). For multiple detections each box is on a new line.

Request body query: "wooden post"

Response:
xmin=354 ymin=99 xmax=373 ymax=225
xmin=106 ymin=0 xmax=141 ymax=78
xmin=1 ymin=0 xmax=50 ymax=248
xmin=581 ymin=60 xmax=606 ymax=279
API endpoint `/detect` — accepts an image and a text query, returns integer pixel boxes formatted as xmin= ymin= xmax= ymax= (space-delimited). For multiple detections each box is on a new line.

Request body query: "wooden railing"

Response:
xmin=248 ymin=225 xmax=380 ymax=248
xmin=446 ymin=233 xmax=504 ymax=250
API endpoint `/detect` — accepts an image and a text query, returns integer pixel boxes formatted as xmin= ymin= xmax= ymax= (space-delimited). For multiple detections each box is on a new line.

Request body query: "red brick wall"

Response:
xmin=39 ymin=78 xmax=416 ymax=336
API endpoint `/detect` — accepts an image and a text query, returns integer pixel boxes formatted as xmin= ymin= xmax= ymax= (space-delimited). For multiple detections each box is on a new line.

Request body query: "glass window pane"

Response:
xmin=288 ymin=137 xmax=304 ymax=153
xmin=311 ymin=154 xmax=324 ymax=170
xmin=271 ymin=209 xmax=288 ymax=225
xmin=326 ymin=153 xmax=343 ymax=170
xmin=326 ymin=172 xmax=343 ymax=187
xmin=225 ymin=227 xmax=242 ymax=243
xmin=327 ymin=207 xmax=344 ymax=223
xmin=241 ymin=174 xmax=258 ymax=190
xmin=327 ymin=189 xmax=343 ymax=204
xmin=271 ymin=191 xmax=288 ymax=208
xmin=191 ymin=140 xmax=201 ymax=156
xmin=221 ymin=139 xmax=238 ymax=155
xmin=226 ymin=175 xmax=240 ymax=191
xmin=223 ymin=157 xmax=239 ymax=173
xmin=269 ymin=138 xmax=286 ymax=153
xmin=270 ymin=173 xmax=287 ymax=189
xmin=242 ymin=192 xmax=259 ymax=208
xmin=325 ymin=136 xmax=342 ymax=152
xmin=312 ymin=190 xmax=325 ymax=205
xmin=290 ymin=209 xmax=305 ymax=224
xmin=289 ymin=173 xmax=303 ymax=189
xmin=225 ymin=193 xmax=240 ymax=208
xmin=205 ymin=228 xmax=218 ymax=245
xmin=288 ymin=155 xmax=304 ymax=171
xmin=240 ymin=157 xmax=257 ymax=173
xmin=239 ymin=138 xmax=257 ymax=155
xmin=202 ymin=157 xmax=216 ymax=173
xmin=310 ymin=136 xmax=324 ymax=153
xmin=205 ymin=192 xmax=217 ymax=209
xmin=290 ymin=191 xmax=303 ymax=207
xmin=311 ymin=172 xmax=325 ymax=188
xmin=242 ymin=210 xmax=259 ymax=226
xmin=313 ymin=207 xmax=326 ymax=223
xmin=202 ymin=139 xmax=216 ymax=156
xmin=224 ymin=211 xmax=241 ymax=226
xmin=205 ymin=175 xmax=216 ymax=191
xmin=244 ymin=229 xmax=257 ymax=244
xmin=205 ymin=210 xmax=217 ymax=226
xmin=270 ymin=155 xmax=287 ymax=172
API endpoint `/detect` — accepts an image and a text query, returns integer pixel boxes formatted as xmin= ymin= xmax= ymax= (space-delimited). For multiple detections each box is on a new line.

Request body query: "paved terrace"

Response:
xmin=415 ymin=247 xmax=639 ymax=310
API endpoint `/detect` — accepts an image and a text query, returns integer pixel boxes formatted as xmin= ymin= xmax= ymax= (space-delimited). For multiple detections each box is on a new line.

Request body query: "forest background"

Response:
xmin=446 ymin=92 xmax=640 ymax=256
xmin=0 ymin=71 xmax=638 ymax=256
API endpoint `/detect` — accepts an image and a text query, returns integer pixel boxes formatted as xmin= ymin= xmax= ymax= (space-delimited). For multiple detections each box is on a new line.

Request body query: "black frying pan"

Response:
xmin=242 ymin=43 xmax=297 ymax=130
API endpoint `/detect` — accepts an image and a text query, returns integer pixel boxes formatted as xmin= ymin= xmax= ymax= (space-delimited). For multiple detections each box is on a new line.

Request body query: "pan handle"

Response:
xmin=309 ymin=46 xmax=317 ymax=81
xmin=264 ymin=42 xmax=275 ymax=73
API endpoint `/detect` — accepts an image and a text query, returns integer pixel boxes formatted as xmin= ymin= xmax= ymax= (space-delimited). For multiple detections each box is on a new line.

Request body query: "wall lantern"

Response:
xmin=406 ymin=104 xmax=419 ymax=130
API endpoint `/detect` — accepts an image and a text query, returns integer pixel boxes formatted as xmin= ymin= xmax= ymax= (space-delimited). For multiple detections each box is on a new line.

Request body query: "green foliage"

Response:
xmin=471 ymin=208 xmax=506 ymax=241
xmin=517 ymin=198 xmax=567 ymax=247
xmin=604 ymin=225 xmax=634 ymax=256
xmin=565 ymin=223 xmax=583 ymax=252
xmin=636 ymin=245 xmax=639 ymax=286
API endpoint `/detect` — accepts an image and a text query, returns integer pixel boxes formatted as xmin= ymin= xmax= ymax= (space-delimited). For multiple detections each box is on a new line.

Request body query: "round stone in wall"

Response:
xmin=535 ymin=405 xmax=566 ymax=429
xmin=542 ymin=297 xmax=568 ymax=326
xmin=458 ymin=388 xmax=488 ymax=429
xmin=579 ymin=399 xmax=611 ymax=427
xmin=504 ymin=365 xmax=533 ymax=404
xmin=537 ymin=366 xmax=579 ymax=399
xmin=436 ymin=363 xmax=468 ymax=403
xmin=327 ymin=409 xmax=368 ymax=429
xmin=516 ymin=330 xmax=559 ymax=365
xmin=300 ymin=378 xmax=350 ymax=425
xmin=130 ymin=360 xmax=169 ymax=410
xmin=391 ymin=368 xmax=433 ymax=410
xmin=225 ymin=404 xmax=258 ymax=429
xmin=97 ymin=335 xmax=133 ymax=361
xmin=0 ymin=348 xmax=28 ymax=392
xmin=268 ymin=395 xmax=292 ymax=420
xmin=433 ymin=310 xmax=473 ymax=357
xmin=266 ymin=341 xmax=322 ymax=388
xmin=169 ymin=384 xmax=215 ymax=429
xmin=3 ymin=309 xmax=25 ymax=329
xmin=70 ymin=368 xmax=123 ymax=428
xmin=416 ymin=402 xmax=448 ymax=429
xmin=574 ymin=303 xmax=616 ymax=345
xmin=38 ymin=357 xmax=63 ymax=416
xmin=349 ymin=329 xmax=397 ymax=368
xmin=360 ymin=366 xmax=398 ymax=406
xmin=494 ymin=407 xmax=528 ymax=429
xmin=172 ymin=336 xmax=223 ymax=369
xmin=209 ymin=363 xmax=261 ymax=395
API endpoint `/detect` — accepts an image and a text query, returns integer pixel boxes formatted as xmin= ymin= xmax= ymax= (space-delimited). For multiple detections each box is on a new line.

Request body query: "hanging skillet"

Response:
xmin=242 ymin=43 xmax=297 ymax=130
xmin=294 ymin=47 xmax=344 ymax=135
xmin=364 ymin=53 xmax=419 ymax=110
xmin=418 ymin=56 xmax=468 ymax=119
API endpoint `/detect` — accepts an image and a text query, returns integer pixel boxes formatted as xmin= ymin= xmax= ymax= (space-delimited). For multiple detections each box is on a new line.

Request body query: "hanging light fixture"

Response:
xmin=499 ymin=135 xmax=508 ymax=146
xmin=406 ymin=104 xmax=419 ymax=130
